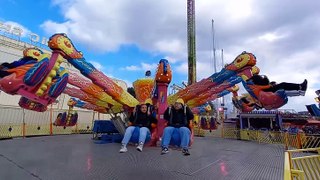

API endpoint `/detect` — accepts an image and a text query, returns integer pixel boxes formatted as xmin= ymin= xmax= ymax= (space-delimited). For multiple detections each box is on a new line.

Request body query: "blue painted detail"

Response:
xmin=75 ymin=100 xmax=86 ymax=107
xmin=209 ymin=68 xmax=236 ymax=84
xmin=275 ymin=90 xmax=288 ymax=104
xmin=68 ymin=58 xmax=95 ymax=76
xmin=218 ymin=89 xmax=231 ymax=97
xmin=48 ymin=73 xmax=68 ymax=98
xmin=24 ymin=58 xmax=49 ymax=86
xmin=306 ymin=104 xmax=320 ymax=116
xmin=241 ymin=79 xmax=259 ymax=100
xmin=159 ymin=59 xmax=169 ymax=74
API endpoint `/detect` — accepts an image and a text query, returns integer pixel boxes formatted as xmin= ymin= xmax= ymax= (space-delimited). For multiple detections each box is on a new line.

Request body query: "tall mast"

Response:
xmin=221 ymin=49 xmax=225 ymax=105
xmin=187 ymin=0 xmax=196 ymax=85
xmin=212 ymin=19 xmax=217 ymax=73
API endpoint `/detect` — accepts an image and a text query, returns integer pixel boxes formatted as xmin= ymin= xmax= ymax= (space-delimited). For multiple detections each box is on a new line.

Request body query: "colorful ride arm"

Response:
xmin=68 ymin=71 xmax=121 ymax=107
xmin=230 ymin=86 xmax=259 ymax=112
xmin=68 ymin=97 xmax=109 ymax=113
xmin=242 ymin=79 xmax=288 ymax=110
xmin=167 ymin=51 xmax=257 ymax=104
xmin=0 ymin=48 xmax=68 ymax=107
xmin=48 ymin=33 xmax=139 ymax=108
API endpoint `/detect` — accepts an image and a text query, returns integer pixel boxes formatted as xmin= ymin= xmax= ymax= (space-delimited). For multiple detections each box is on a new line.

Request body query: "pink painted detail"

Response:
xmin=0 ymin=73 xmax=25 ymax=94
xmin=88 ymin=70 xmax=123 ymax=100
xmin=155 ymin=83 xmax=169 ymax=138
xmin=68 ymin=71 xmax=92 ymax=88
xmin=83 ymin=104 xmax=99 ymax=110
xmin=174 ymin=78 xmax=214 ymax=101
xmin=191 ymin=108 xmax=200 ymax=114
xmin=236 ymin=67 xmax=254 ymax=80
xmin=64 ymin=87 xmax=92 ymax=100
xmin=17 ymin=89 xmax=54 ymax=106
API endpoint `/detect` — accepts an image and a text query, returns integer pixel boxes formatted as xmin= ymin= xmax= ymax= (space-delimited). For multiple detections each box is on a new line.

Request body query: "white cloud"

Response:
xmin=258 ymin=32 xmax=286 ymax=42
xmin=141 ymin=62 xmax=157 ymax=71
xmin=39 ymin=0 xmax=320 ymax=111
xmin=162 ymin=56 xmax=180 ymax=64
xmin=89 ymin=60 xmax=104 ymax=71
xmin=121 ymin=62 xmax=157 ymax=72
xmin=174 ymin=61 xmax=215 ymax=81
xmin=1 ymin=21 xmax=31 ymax=37
xmin=122 ymin=65 xmax=140 ymax=71
xmin=41 ymin=20 xmax=71 ymax=35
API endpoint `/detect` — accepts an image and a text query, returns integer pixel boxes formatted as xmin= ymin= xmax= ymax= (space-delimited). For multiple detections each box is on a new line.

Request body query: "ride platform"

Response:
xmin=0 ymin=134 xmax=284 ymax=180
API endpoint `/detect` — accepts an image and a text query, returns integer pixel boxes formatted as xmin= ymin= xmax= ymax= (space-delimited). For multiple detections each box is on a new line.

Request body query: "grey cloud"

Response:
xmin=42 ymin=0 xmax=320 ymax=111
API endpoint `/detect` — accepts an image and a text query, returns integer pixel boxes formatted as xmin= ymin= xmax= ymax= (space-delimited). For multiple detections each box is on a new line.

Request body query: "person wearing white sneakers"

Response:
xmin=119 ymin=99 xmax=157 ymax=153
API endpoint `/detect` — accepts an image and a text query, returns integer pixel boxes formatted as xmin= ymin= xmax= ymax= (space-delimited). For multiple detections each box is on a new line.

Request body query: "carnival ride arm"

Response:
xmin=167 ymin=52 xmax=257 ymax=105
xmin=48 ymin=34 xmax=139 ymax=108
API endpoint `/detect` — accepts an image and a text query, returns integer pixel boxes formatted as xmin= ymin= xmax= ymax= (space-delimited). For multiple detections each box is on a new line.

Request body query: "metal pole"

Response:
xmin=212 ymin=19 xmax=217 ymax=73
xmin=22 ymin=109 xmax=26 ymax=138
xmin=212 ymin=19 xmax=219 ymax=122
xmin=50 ymin=104 xmax=53 ymax=135
xmin=187 ymin=0 xmax=196 ymax=85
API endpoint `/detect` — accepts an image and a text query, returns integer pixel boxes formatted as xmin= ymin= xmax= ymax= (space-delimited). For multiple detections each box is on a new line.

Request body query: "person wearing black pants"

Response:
xmin=248 ymin=74 xmax=307 ymax=95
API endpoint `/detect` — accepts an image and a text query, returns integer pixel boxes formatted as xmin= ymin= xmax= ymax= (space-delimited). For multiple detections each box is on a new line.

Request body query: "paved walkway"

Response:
xmin=0 ymin=134 xmax=284 ymax=180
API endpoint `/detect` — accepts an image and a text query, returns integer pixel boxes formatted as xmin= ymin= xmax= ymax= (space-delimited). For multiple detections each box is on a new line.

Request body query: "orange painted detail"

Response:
xmin=7 ymin=64 xmax=34 ymax=78
xmin=23 ymin=48 xmax=43 ymax=60
xmin=133 ymin=78 xmax=154 ymax=103
xmin=48 ymin=33 xmax=83 ymax=59
xmin=155 ymin=61 xmax=172 ymax=83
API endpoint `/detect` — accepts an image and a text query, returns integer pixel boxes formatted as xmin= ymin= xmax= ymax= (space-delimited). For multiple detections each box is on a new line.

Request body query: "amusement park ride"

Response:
xmin=0 ymin=32 xmax=308 ymax=144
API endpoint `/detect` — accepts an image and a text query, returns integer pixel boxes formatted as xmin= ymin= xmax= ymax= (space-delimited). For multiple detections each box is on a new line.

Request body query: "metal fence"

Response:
xmin=284 ymin=148 xmax=320 ymax=180
xmin=221 ymin=127 xmax=320 ymax=150
xmin=220 ymin=127 xmax=320 ymax=180
xmin=0 ymin=105 xmax=109 ymax=139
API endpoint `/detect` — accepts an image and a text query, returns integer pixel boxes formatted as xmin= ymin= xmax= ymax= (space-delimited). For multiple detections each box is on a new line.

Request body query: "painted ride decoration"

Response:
xmin=54 ymin=98 xmax=78 ymax=127
xmin=0 ymin=34 xmax=308 ymax=146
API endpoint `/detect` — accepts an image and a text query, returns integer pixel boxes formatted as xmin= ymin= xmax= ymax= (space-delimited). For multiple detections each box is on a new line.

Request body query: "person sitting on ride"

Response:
xmin=248 ymin=74 xmax=308 ymax=95
xmin=161 ymin=98 xmax=194 ymax=156
xmin=119 ymin=99 xmax=157 ymax=153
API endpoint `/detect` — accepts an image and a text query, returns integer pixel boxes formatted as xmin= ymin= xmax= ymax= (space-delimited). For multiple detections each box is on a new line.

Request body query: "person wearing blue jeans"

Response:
xmin=120 ymin=100 xmax=157 ymax=153
xmin=161 ymin=98 xmax=194 ymax=156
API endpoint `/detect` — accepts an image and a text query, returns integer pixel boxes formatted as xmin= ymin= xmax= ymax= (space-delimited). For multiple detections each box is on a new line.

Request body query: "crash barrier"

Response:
xmin=0 ymin=105 xmax=111 ymax=139
xmin=284 ymin=147 xmax=320 ymax=180
xmin=221 ymin=128 xmax=320 ymax=180
xmin=222 ymin=127 xmax=320 ymax=149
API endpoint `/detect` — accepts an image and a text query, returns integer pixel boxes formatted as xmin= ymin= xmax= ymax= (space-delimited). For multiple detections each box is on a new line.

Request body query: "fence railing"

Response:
xmin=220 ymin=127 xmax=320 ymax=180
xmin=284 ymin=148 xmax=320 ymax=180
xmin=0 ymin=105 xmax=108 ymax=139
xmin=222 ymin=127 xmax=320 ymax=149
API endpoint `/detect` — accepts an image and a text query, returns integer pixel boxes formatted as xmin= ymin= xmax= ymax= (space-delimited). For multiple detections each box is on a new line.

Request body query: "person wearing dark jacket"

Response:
xmin=249 ymin=74 xmax=307 ymax=95
xmin=119 ymin=100 xmax=157 ymax=153
xmin=161 ymin=98 xmax=194 ymax=156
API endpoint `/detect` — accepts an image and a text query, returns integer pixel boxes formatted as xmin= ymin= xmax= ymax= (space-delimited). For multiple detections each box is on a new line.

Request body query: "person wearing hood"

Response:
xmin=119 ymin=99 xmax=157 ymax=153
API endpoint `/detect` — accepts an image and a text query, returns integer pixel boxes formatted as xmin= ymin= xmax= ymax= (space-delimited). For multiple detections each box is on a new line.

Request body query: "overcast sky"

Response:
xmin=1 ymin=0 xmax=320 ymax=111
